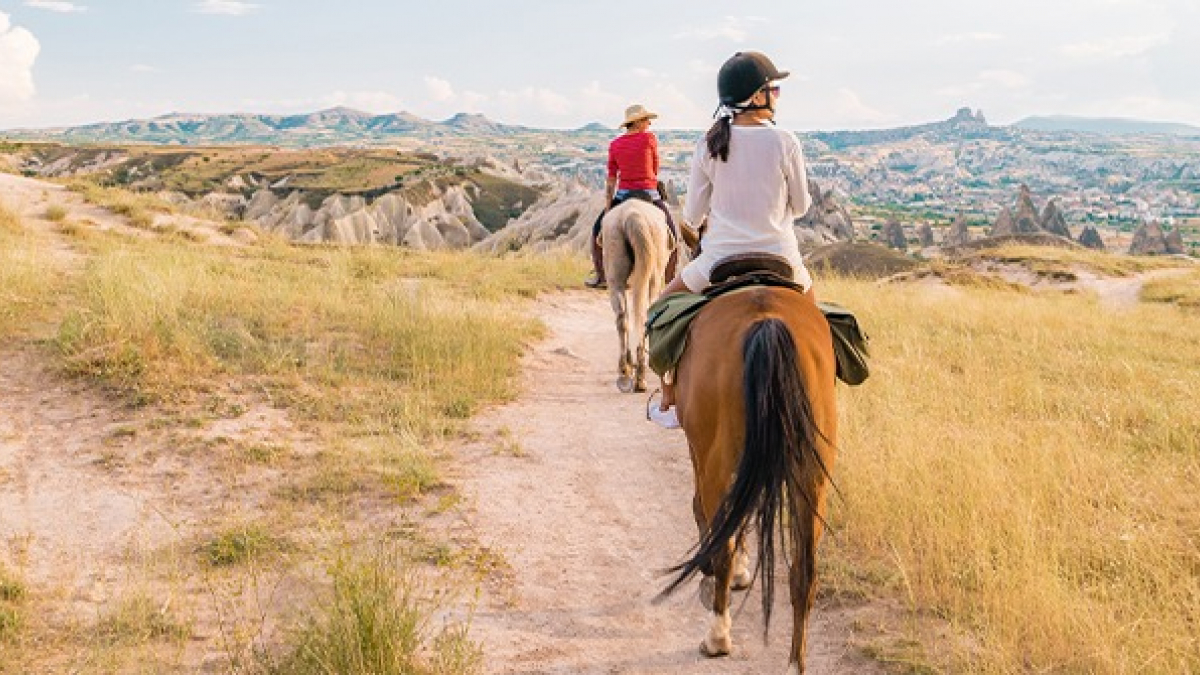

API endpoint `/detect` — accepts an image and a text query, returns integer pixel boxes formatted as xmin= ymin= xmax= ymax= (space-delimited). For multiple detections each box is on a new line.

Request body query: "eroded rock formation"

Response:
xmin=990 ymin=207 xmax=1016 ymax=237
xmin=883 ymin=219 xmax=907 ymax=251
xmin=1040 ymin=199 xmax=1071 ymax=238
xmin=1078 ymin=225 xmax=1105 ymax=250
xmin=474 ymin=181 xmax=605 ymax=254
xmin=794 ymin=179 xmax=856 ymax=249
xmin=944 ymin=214 xmax=973 ymax=246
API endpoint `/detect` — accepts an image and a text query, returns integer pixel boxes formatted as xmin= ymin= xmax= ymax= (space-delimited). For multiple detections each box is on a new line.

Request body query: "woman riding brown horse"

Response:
xmin=655 ymin=51 xmax=839 ymax=674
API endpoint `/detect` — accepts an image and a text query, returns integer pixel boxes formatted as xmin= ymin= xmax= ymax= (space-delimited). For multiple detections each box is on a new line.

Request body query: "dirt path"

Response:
xmin=451 ymin=292 xmax=885 ymax=675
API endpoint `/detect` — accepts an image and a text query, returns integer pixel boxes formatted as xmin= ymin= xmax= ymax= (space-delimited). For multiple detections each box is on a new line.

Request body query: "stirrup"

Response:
xmin=646 ymin=390 xmax=681 ymax=429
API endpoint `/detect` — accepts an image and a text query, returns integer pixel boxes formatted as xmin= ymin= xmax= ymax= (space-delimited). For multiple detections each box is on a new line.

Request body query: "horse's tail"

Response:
xmin=623 ymin=210 xmax=657 ymax=284
xmin=663 ymin=317 xmax=828 ymax=631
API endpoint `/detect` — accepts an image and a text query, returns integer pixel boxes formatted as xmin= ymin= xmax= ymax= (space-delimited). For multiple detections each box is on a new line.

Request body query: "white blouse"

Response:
xmin=684 ymin=124 xmax=813 ymax=263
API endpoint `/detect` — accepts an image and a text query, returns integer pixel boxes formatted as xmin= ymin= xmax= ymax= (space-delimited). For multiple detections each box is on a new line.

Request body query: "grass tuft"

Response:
xmin=200 ymin=523 xmax=280 ymax=567
xmin=260 ymin=551 xmax=481 ymax=675
xmin=94 ymin=593 xmax=190 ymax=646
xmin=44 ymin=204 xmax=68 ymax=222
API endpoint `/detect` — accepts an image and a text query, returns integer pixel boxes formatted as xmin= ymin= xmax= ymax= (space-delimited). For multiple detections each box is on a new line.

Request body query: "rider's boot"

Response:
xmin=585 ymin=237 xmax=606 ymax=289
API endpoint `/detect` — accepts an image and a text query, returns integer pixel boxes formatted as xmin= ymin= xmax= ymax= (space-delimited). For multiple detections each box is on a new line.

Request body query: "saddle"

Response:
xmin=646 ymin=253 xmax=871 ymax=385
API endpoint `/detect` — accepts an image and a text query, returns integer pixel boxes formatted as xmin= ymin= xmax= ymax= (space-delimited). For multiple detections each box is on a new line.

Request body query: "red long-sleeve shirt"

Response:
xmin=607 ymin=131 xmax=659 ymax=190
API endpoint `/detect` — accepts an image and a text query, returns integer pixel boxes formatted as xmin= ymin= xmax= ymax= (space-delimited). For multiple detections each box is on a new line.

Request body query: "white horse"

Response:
xmin=600 ymin=199 xmax=676 ymax=393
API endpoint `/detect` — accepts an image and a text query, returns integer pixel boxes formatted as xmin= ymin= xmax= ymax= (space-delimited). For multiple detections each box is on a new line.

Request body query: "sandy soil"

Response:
xmin=450 ymin=292 xmax=888 ymax=674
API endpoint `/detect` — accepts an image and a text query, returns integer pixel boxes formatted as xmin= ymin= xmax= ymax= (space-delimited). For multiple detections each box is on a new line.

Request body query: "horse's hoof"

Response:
xmin=699 ymin=638 xmax=731 ymax=658
xmin=634 ymin=380 xmax=647 ymax=393
xmin=616 ymin=375 xmax=634 ymax=393
xmin=699 ymin=576 xmax=715 ymax=611
xmin=732 ymin=570 xmax=752 ymax=591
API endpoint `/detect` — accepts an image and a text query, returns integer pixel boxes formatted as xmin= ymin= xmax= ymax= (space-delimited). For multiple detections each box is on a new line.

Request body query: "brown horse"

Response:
xmin=662 ymin=285 xmax=838 ymax=674
xmin=601 ymin=199 xmax=675 ymax=392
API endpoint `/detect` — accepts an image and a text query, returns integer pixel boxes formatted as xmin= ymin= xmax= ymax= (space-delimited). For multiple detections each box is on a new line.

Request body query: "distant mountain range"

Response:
xmin=0 ymin=107 xmax=558 ymax=146
xmin=5 ymin=106 xmax=1200 ymax=147
xmin=1012 ymin=115 xmax=1200 ymax=137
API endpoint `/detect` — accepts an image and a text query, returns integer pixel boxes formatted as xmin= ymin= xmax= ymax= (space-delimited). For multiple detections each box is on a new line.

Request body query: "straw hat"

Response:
xmin=621 ymin=104 xmax=658 ymax=128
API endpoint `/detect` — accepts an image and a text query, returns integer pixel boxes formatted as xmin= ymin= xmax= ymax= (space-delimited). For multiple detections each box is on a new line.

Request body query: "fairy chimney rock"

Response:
xmin=917 ymin=222 xmax=935 ymax=247
xmin=1014 ymin=184 xmax=1041 ymax=234
xmin=1129 ymin=221 xmax=1170 ymax=255
xmin=883 ymin=219 xmax=907 ymax=251
xmin=1078 ymin=225 xmax=1105 ymax=250
xmin=990 ymin=207 xmax=1017 ymax=237
xmin=1165 ymin=226 xmax=1186 ymax=254
xmin=1040 ymin=199 xmax=1071 ymax=238
xmin=944 ymin=214 xmax=973 ymax=246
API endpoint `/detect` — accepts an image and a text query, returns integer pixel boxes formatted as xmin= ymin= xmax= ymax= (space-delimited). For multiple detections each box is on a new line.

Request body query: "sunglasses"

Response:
xmin=764 ymin=85 xmax=782 ymax=96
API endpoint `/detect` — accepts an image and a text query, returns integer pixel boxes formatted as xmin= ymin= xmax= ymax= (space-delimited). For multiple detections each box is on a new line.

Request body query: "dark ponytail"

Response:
xmin=705 ymin=116 xmax=733 ymax=162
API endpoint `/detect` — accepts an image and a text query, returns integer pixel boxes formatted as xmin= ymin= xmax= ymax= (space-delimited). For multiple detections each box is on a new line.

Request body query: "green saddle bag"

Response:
xmin=645 ymin=293 xmax=871 ymax=386
xmin=817 ymin=301 xmax=871 ymax=386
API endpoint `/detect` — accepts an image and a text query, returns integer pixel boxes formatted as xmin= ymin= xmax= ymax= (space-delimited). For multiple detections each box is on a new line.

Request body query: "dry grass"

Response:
xmin=259 ymin=550 xmax=481 ymax=675
xmin=0 ymin=200 xmax=64 ymax=336
xmin=44 ymin=204 xmax=68 ymax=222
xmin=961 ymin=244 xmax=1191 ymax=278
xmin=67 ymin=181 xmax=176 ymax=229
xmin=1141 ymin=268 xmax=1200 ymax=309
xmin=0 ymin=565 xmax=26 ymax=643
xmin=820 ymin=275 xmax=1200 ymax=673
xmin=52 ymin=235 xmax=584 ymax=439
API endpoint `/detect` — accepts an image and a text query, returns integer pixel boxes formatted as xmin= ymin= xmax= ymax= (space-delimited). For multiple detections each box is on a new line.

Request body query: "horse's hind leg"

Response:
xmin=628 ymin=264 xmax=654 ymax=393
xmin=692 ymin=480 xmax=735 ymax=657
xmin=609 ymin=287 xmax=634 ymax=392
xmin=787 ymin=508 xmax=826 ymax=673
xmin=699 ymin=538 xmax=734 ymax=657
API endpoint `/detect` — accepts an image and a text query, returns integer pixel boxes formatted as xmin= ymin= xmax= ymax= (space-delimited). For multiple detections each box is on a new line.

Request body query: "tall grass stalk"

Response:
xmin=821 ymin=277 xmax=1200 ymax=673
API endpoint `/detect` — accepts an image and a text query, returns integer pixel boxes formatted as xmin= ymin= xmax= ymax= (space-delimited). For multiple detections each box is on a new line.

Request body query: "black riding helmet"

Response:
xmin=717 ymin=51 xmax=790 ymax=107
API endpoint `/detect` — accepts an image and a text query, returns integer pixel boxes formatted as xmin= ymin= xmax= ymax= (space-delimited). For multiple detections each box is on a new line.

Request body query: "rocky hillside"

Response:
xmin=11 ymin=144 xmax=549 ymax=250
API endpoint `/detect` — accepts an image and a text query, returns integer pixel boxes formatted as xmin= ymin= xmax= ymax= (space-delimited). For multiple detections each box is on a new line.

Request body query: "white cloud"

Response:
xmin=424 ymin=76 xmax=454 ymax=102
xmin=1060 ymin=33 xmax=1169 ymax=61
xmin=24 ymin=1 xmax=87 ymax=12
xmin=192 ymin=1 xmax=260 ymax=16
xmin=673 ymin=15 xmax=765 ymax=43
xmin=0 ymin=12 xmax=40 ymax=106
xmin=130 ymin=64 xmax=161 ymax=74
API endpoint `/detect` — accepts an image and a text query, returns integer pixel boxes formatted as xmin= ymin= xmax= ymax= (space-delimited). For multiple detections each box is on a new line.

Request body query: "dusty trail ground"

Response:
xmin=449 ymin=292 xmax=888 ymax=674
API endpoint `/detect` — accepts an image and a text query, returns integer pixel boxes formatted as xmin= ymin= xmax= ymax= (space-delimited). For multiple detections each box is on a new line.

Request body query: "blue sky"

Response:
xmin=2 ymin=0 xmax=1198 ymax=131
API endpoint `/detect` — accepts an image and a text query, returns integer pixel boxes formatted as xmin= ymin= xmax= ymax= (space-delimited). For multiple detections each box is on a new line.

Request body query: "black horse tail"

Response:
xmin=662 ymin=317 xmax=829 ymax=631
